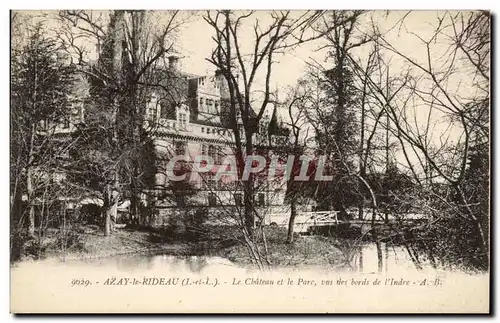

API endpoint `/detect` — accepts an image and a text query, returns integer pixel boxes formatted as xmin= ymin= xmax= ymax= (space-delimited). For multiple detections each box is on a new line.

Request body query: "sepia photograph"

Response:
xmin=9 ymin=8 xmax=490 ymax=313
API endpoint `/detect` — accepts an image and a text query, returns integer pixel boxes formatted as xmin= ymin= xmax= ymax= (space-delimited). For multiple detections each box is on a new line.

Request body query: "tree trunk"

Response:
xmin=376 ymin=237 xmax=383 ymax=272
xmin=357 ymin=201 xmax=364 ymax=220
xmin=129 ymin=178 xmax=139 ymax=225
xmin=358 ymin=56 xmax=368 ymax=222
xmin=456 ymin=184 xmax=488 ymax=256
xmin=110 ymin=171 xmax=119 ymax=232
xmin=243 ymin=134 xmax=255 ymax=238
xmin=358 ymin=247 xmax=364 ymax=272
xmin=104 ymin=184 xmax=111 ymax=237
xmin=244 ymin=179 xmax=254 ymax=238
xmin=357 ymin=173 xmax=383 ymax=272
xmin=26 ymin=124 xmax=36 ymax=236
xmin=103 ymin=177 xmax=118 ymax=236
xmin=26 ymin=167 xmax=35 ymax=236
xmin=286 ymin=199 xmax=297 ymax=244
xmin=357 ymin=167 xmax=365 ymax=220
xmin=129 ymin=161 xmax=141 ymax=225
xmin=13 ymin=184 xmax=23 ymax=227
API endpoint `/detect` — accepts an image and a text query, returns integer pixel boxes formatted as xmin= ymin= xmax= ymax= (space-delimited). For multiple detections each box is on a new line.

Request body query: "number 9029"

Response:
xmin=71 ymin=278 xmax=91 ymax=287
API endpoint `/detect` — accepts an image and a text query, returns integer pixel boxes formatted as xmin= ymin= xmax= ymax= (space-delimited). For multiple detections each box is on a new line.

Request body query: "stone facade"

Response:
xmin=142 ymin=59 xmax=294 ymax=226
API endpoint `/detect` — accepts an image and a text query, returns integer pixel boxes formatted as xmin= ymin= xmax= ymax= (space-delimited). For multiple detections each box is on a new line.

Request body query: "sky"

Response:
xmin=172 ymin=10 xmax=485 ymax=176
xmin=175 ymin=11 xmax=463 ymax=89
xmin=176 ymin=11 xmax=327 ymax=90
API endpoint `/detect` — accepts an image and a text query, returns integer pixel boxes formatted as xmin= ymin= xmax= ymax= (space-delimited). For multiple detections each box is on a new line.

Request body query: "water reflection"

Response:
xmin=80 ymin=254 xmax=239 ymax=274
xmin=52 ymin=240 xmax=437 ymax=275
xmin=346 ymin=242 xmax=433 ymax=273
xmin=90 ymin=243 xmax=430 ymax=274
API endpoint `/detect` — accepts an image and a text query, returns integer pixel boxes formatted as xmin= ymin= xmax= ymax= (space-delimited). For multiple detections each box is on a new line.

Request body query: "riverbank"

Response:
xmin=13 ymin=224 xmax=345 ymax=269
xmin=16 ymin=225 xmax=195 ymax=263
xmin=217 ymin=228 xmax=345 ymax=268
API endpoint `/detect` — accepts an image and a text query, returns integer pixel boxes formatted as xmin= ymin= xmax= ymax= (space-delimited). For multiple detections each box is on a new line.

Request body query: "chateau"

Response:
xmin=140 ymin=55 xmax=294 ymax=226
xmin=38 ymin=11 xmax=299 ymax=226
xmin=47 ymin=53 xmax=298 ymax=226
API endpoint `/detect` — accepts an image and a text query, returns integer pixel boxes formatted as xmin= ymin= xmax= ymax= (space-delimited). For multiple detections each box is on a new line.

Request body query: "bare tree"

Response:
xmin=57 ymin=10 xmax=188 ymax=235
xmin=280 ymin=82 xmax=314 ymax=243
xmin=344 ymin=11 xmax=489 ymax=269
xmin=11 ymin=21 xmax=77 ymax=237
xmin=204 ymin=9 xmax=341 ymax=237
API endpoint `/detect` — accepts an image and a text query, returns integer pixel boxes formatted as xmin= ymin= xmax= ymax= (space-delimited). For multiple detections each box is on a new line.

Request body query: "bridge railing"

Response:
xmin=263 ymin=210 xmax=340 ymax=226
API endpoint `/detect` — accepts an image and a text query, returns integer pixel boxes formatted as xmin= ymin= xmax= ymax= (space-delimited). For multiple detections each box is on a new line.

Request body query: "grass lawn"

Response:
xmin=16 ymin=224 xmax=348 ymax=270
xmin=216 ymin=226 xmax=346 ymax=269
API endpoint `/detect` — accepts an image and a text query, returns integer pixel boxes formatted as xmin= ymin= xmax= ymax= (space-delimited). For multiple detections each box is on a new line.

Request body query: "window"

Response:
xmin=208 ymin=145 xmax=218 ymax=164
xmin=208 ymin=176 xmax=218 ymax=190
xmin=146 ymin=101 xmax=157 ymax=122
xmin=208 ymin=192 xmax=217 ymax=206
xmin=257 ymin=193 xmax=265 ymax=206
xmin=72 ymin=104 xmax=83 ymax=124
xmin=207 ymin=99 xmax=214 ymax=114
xmin=202 ymin=171 xmax=218 ymax=190
xmin=201 ymin=127 xmax=204 ymax=133
xmin=175 ymin=195 xmax=186 ymax=207
xmin=234 ymin=193 xmax=243 ymax=206
xmin=160 ymin=101 xmax=176 ymax=119
xmin=214 ymin=101 xmax=219 ymax=114
xmin=179 ymin=112 xmax=187 ymax=128
xmin=200 ymin=97 xmax=205 ymax=112
xmin=62 ymin=117 xmax=70 ymax=129
xmin=175 ymin=141 xmax=186 ymax=156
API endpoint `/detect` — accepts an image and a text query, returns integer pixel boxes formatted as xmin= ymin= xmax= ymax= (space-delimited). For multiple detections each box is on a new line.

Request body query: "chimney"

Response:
xmin=215 ymin=69 xmax=230 ymax=99
xmin=168 ymin=54 xmax=180 ymax=71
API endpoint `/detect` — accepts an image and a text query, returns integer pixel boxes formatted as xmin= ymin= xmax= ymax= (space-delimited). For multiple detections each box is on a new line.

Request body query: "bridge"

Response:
xmin=263 ymin=211 xmax=340 ymax=233
xmin=262 ymin=211 xmax=426 ymax=234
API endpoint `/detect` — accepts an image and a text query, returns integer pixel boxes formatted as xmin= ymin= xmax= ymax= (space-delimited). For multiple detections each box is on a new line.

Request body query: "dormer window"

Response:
xmin=179 ymin=112 xmax=187 ymax=129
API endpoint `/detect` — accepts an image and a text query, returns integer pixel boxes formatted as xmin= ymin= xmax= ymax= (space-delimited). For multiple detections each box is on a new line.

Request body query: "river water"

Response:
xmin=46 ymin=240 xmax=433 ymax=275
xmin=10 ymin=239 xmax=487 ymax=313
xmin=345 ymin=242 xmax=427 ymax=274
